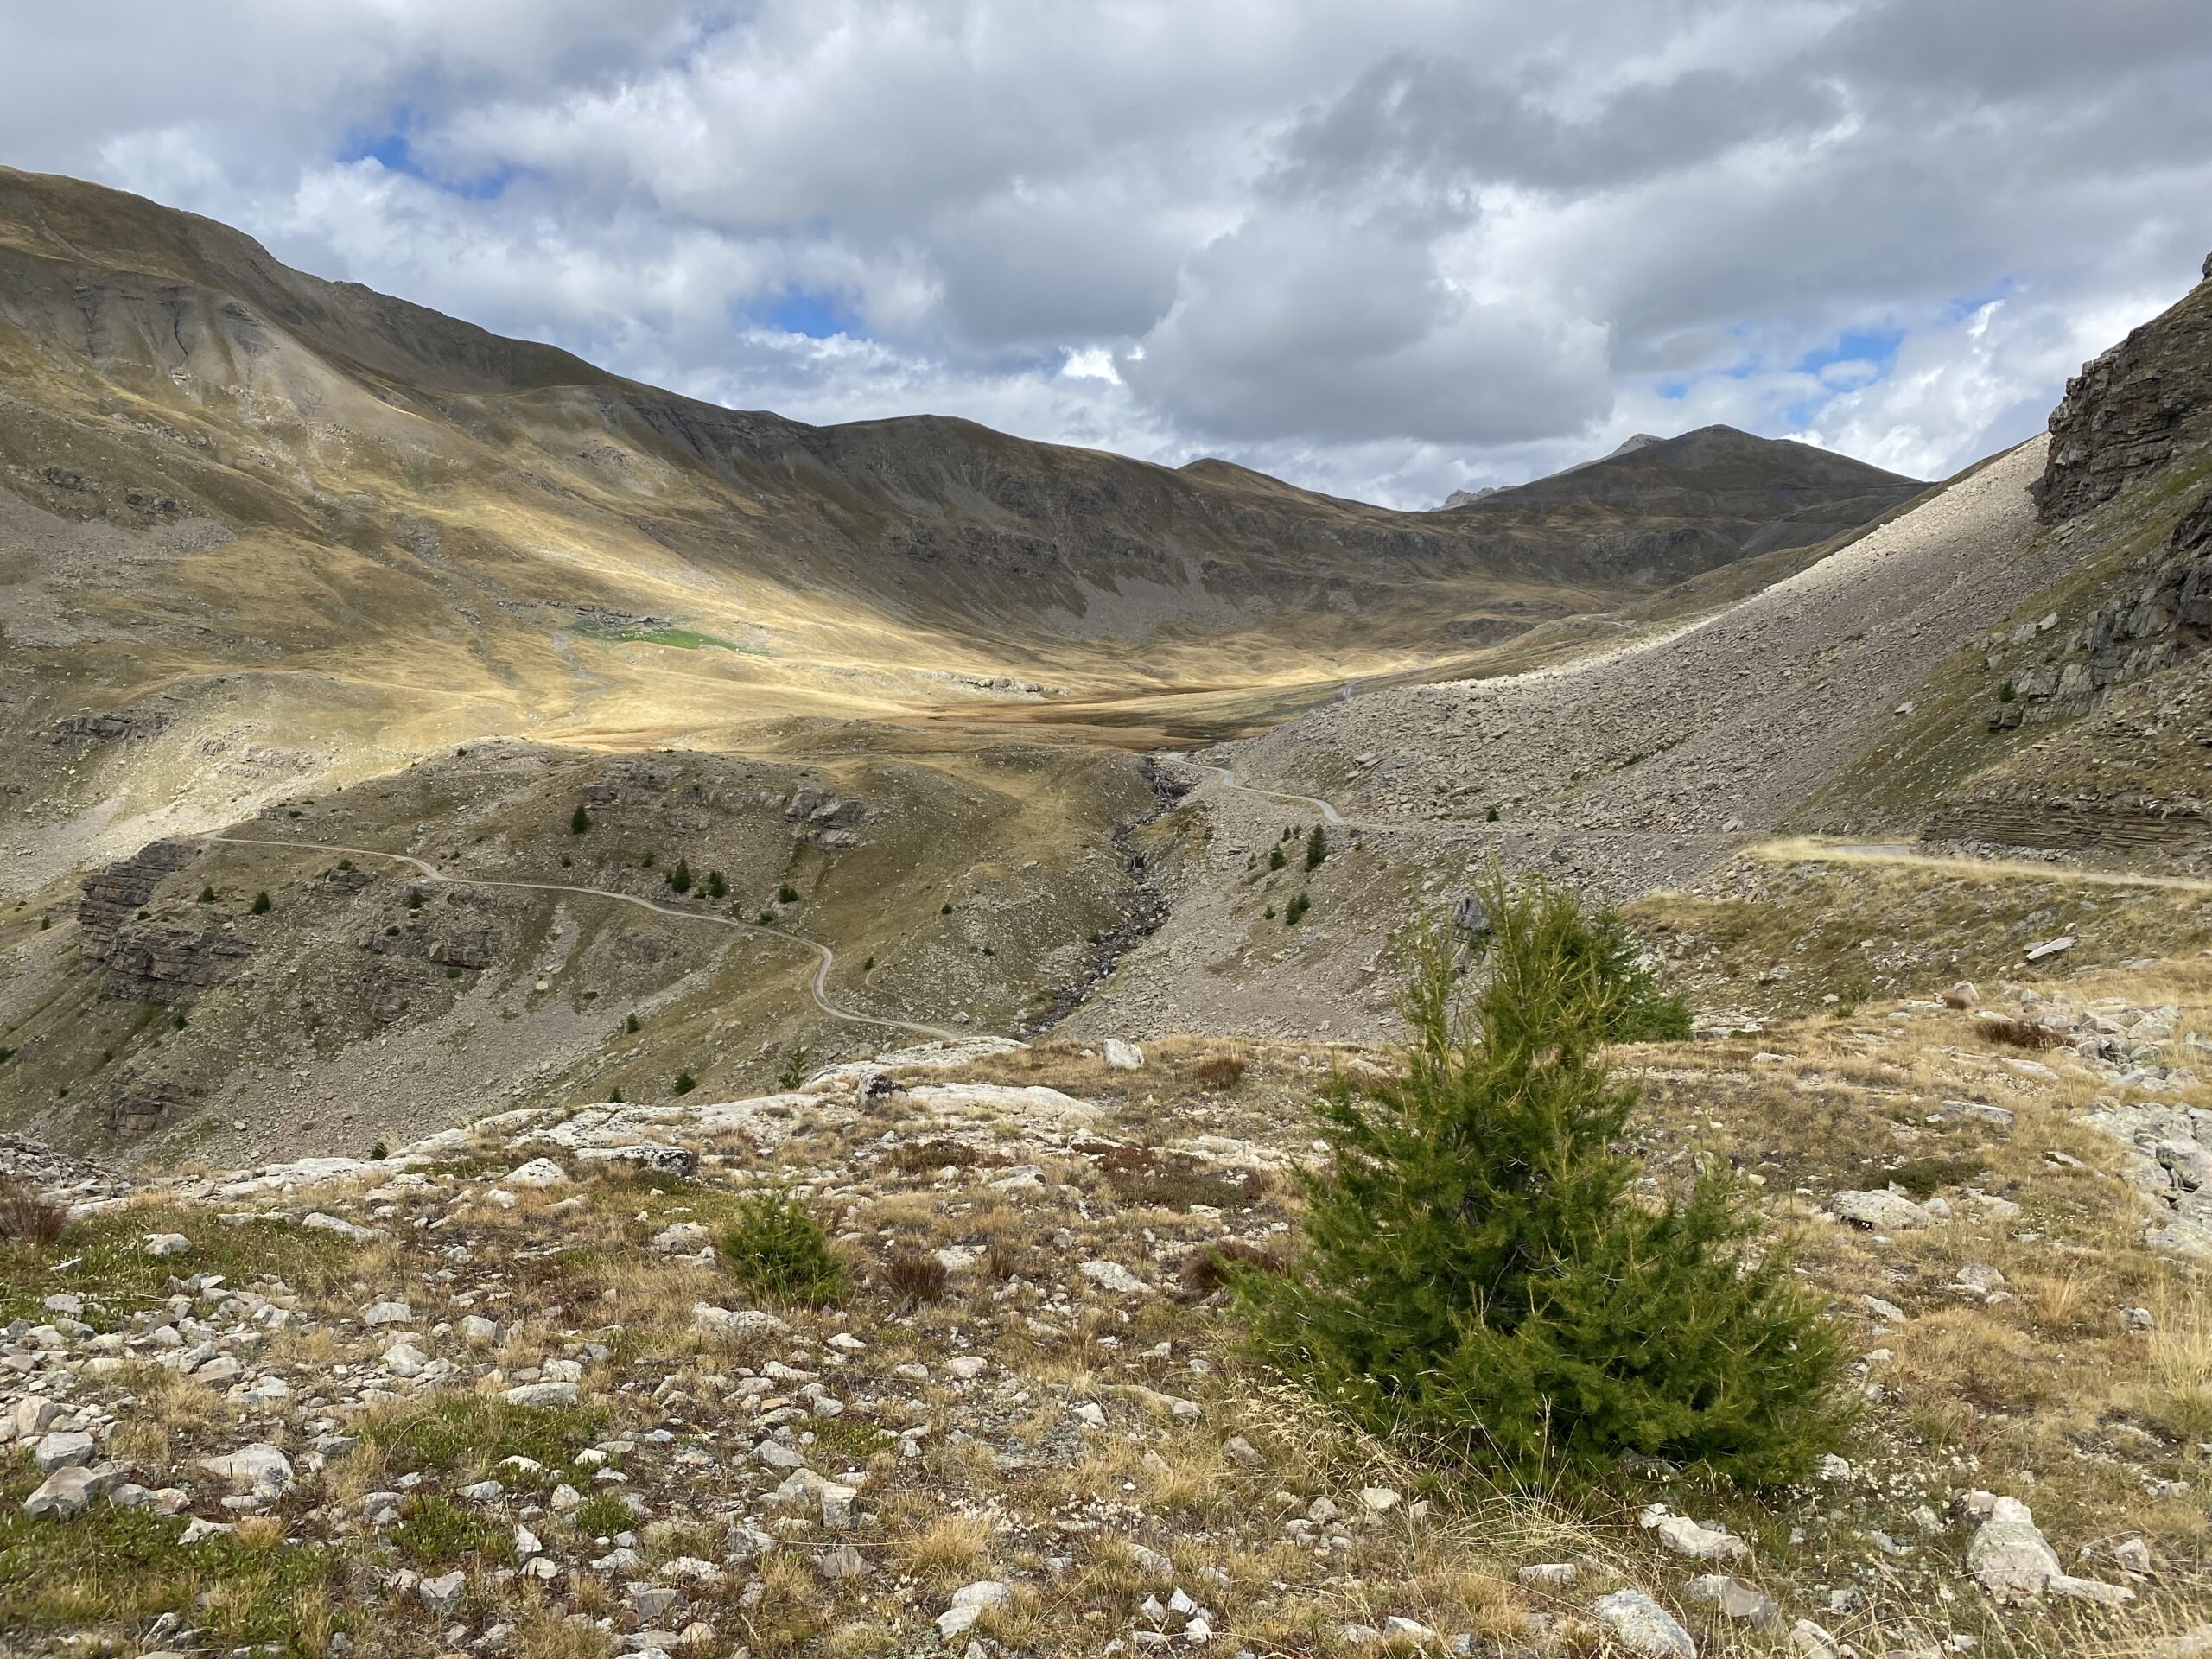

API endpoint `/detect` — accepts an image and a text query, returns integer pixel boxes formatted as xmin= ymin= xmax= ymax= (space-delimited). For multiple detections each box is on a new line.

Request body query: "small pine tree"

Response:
xmin=706 ymin=869 xmax=728 ymax=899
xmin=1285 ymin=892 xmax=1311 ymax=925
xmin=668 ymin=859 xmax=693 ymax=893
xmin=720 ymin=1189 xmax=846 ymax=1306
xmin=608 ymin=1085 xmax=624 ymax=1103
xmin=407 ymin=888 xmax=425 ymax=910
xmin=778 ymin=884 xmax=799 ymax=904
xmin=1305 ymin=824 xmax=1328 ymax=870
xmin=1268 ymin=846 xmax=1287 ymax=871
xmin=673 ymin=1071 xmax=696 ymax=1096
xmin=197 ymin=885 xmax=216 ymax=903
xmin=1485 ymin=805 xmax=1501 ymax=823
xmin=624 ymin=1013 xmax=640 ymax=1034
xmin=368 ymin=1138 xmax=390 ymax=1161
xmin=571 ymin=804 xmax=590 ymax=834
xmin=249 ymin=891 xmax=271 ymax=915
xmin=1232 ymin=873 xmax=1845 ymax=1486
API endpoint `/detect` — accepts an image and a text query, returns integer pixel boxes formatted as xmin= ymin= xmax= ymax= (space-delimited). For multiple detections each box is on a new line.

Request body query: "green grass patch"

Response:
xmin=0 ymin=1465 xmax=339 ymax=1649
xmin=359 ymin=1395 xmax=605 ymax=1480
xmin=391 ymin=1493 xmax=514 ymax=1570
xmin=569 ymin=1490 xmax=635 ymax=1540
xmin=0 ymin=1205 xmax=359 ymax=1328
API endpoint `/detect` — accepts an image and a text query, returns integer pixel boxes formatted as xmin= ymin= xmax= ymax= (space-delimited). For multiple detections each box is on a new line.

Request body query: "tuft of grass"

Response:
xmin=1190 ymin=1054 xmax=1246 ymax=1090
xmin=883 ymin=1248 xmax=950 ymax=1306
xmin=0 ymin=1179 xmax=69 ymax=1246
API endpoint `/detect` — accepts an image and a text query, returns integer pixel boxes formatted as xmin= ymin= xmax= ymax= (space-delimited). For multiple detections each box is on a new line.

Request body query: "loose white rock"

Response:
xmin=1592 ymin=1589 xmax=1696 ymax=1659
xmin=938 ymin=1580 xmax=1013 ymax=1638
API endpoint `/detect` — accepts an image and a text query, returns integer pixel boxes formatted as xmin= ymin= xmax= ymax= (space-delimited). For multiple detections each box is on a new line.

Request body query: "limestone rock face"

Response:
xmin=2037 ymin=262 xmax=2212 ymax=524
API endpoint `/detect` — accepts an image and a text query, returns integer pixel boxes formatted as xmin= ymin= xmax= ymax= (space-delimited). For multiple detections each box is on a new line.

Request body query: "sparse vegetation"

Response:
xmin=667 ymin=858 xmax=692 ymax=893
xmin=777 ymin=1046 xmax=812 ymax=1090
xmin=0 ymin=1179 xmax=68 ymax=1246
xmin=1304 ymin=823 xmax=1327 ymax=869
xmin=1283 ymin=891 xmax=1309 ymax=925
xmin=571 ymin=803 xmax=590 ymax=833
xmin=673 ymin=1071 xmax=696 ymax=1095
xmin=196 ymin=884 xmax=215 ymax=902
xmin=1189 ymin=1053 xmax=1245 ymax=1090
xmin=706 ymin=868 xmax=728 ymax=899
xmin=248 ymin=890 xmax=270 ymax=915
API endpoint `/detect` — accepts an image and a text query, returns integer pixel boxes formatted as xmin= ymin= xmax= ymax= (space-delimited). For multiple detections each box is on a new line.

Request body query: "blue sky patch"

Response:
xmin=754 ymin=289 xmax=862 ymax=340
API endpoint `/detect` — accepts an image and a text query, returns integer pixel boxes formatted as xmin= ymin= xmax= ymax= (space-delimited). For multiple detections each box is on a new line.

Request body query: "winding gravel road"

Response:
xmin=205 ymin=834 xmax=964 ymax=1043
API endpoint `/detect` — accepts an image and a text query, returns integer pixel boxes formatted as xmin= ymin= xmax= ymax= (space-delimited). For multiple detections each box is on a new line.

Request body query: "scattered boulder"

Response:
xmin=199 ymin=1443 xmax=294 ymax=1498
xmin=937 ymin=1580 xmax=1012 ymax=1638
xmin=1592 ymin=1589 xmax=1697 ymax=1659
xmin=1682 ymin=1574 xmax=1779 ymax=1629
xmin=1831 ymin=1189 xmax=1936 ymax=1230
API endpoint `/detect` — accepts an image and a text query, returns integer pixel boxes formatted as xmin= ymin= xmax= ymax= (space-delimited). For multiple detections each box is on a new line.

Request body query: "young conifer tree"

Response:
xmin=1234 ymin=872 xmax=1845 ymax=1485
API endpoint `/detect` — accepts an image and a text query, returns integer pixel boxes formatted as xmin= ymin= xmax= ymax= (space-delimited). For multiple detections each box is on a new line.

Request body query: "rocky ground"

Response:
xmin=6 ymin=966 xmax=2212 ymax=1659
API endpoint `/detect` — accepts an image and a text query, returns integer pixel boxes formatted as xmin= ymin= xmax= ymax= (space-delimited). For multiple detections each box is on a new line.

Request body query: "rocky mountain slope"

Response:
xmin=0 ymin=166 xmax=1918 ymax=880
xmin=3 ymin=982 xmax=2208 ymax=1657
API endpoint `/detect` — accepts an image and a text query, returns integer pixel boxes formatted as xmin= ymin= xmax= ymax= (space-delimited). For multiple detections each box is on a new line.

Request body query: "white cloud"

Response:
xmin=1 ymin=0 xmax=2208 ymax=504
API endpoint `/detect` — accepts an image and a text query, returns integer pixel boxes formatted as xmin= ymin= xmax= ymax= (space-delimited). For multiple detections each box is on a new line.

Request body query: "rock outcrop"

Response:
xmin=2036 ymin=253 xmax=2212 ymax=524
xmin=76 ymin=841 xmax=195 ymax=967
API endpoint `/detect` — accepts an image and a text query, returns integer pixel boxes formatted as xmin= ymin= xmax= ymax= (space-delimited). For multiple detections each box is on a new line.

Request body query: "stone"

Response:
xmin=652 ymin=1223 xmax=712 ymax=1254
xmin=363 ymin=1300 xmax=414 ymax=1326
xmin=31 ymin=1430 xmax=96 ymax=1472
xmin=1080 ymin=1259 xmax=1148 ymax=1294
xmin=1358 ymin=1486 xmax=1402 ymax=1513
xmin=1788 ymin=1619 xmax=1840 ymax=1659
xmin=382 ymin=1341 xmax=429 ymax=1377
xmin=1128 ymin=1542 xmax=1175 ymax=1581
xmin=938 ymin=1581 xmax=1013 ymax=1639
xmin=1517 ymin=1563 xmax=1577 ymax=1586
xmin=945 ymin=1356 xmax=988 ymax=1381
xmin=200 ymin=1443 xmax=294 ymax=1497
xmin=1104 ymin=1039 xmax=1146 ymax=1071
xmin=503 ymin=1159 xmax=572 ymax=1189
xmin=1831 ymin=1189 xmax=1936 ymax=1230
xmin=1382 ymin=1617 xmax=1440 ymax=1643
xmin=1643 ymin=1510 xmax=1749 ymax=1562
xmin=772 ymin=1469 xmax=860 ymax=1528
xmin=1592 ymin=1590 xmax=1696 ymax=1659
xmin=461 ymin=1315 xmax=500 ymax=1345
xmin=9 ymin=1398 xmax=61 ymax=1441
xmin=1966 ymin=1496 xmax=2062 ymax=1603
xmin=22 ymin=1462 xmax=125 ymax=1520
xmin=419 ymin=1569 xmax=468 ymax=1618
xmin=578 ymin=1144 xmax=698 ymax=1179
xmin=817 ymin=1542 xmax=868 ymax=1580
xmin=502 ymin=1382 xmax=579 ymax=1408
xmin=2114 ymin=1536 xmax=2155 ymax=1573
xmin=2046 ymin=1573 xmax=2135 ymax=1606
xmin=691 ymin=1303 xmax=789 ymax=1337
xmin=302 ymin=1211 xmax=378 ymax=1242
xmin=2024 ymin=936 xmax=2076 ymax=963
xmin=632 ymin=1586 xmax=683 ymax=1623
xmin=1682 ymin=1575 xmax=1779 ymax=1629
xmin=143 ymin=1233 xmax=192 ymax=1257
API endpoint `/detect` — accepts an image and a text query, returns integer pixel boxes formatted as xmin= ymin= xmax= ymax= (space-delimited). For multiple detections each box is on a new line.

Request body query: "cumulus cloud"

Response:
xmin=1 ymin=0 xmax=2208 ymax=504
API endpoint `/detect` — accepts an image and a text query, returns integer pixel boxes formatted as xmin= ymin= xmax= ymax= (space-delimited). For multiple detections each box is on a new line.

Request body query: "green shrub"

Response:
xmin=571 ymin=804 xmax=590 ymax=834
xmin=1485 ymin=806 xmax=1500 ymax=823
xmin=1285 ymin=892 xmax=1310 ymax=925
xmin=197 ymin=885 xmax=215 ymax=903
xmin=720 ymin=1189 xmax=847 ymax=1306
xmin=1268 ymin=846 xmax=1287 ymax=871
xmin=369 ymin=1139 xmax=389 ymax=1161
xmin=1232 ymin=874 xmax=1847 ymax=1487
xmin=673 ymin=1072 xmax=696 ymax=1096
xmin=248 ymin=891 xmax=270 ymax=915
xmin=624 ymin=1014 xmax=640 ymax=1034
xmin=570 ymin=1491 xmax=633 ymax=1540
xmin=779 ymin=884 xmax=800 ymax=904
xmin=1305 ymin=824 xmax=1328 ymax=870
xmin=706 ymin=869 xmax=728 ymax=899
xmin=668 ymin=859 xmax=692 ymax=893
xmin=392 ymin=1494 xmax=512 ymax=1569
xmin=407 ymin=888 xmax=425 ymax=909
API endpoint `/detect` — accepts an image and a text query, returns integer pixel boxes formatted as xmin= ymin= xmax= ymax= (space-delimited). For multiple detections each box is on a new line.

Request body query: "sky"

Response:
xmin=2 ymin=1 xmax=2208 ymax=508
